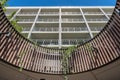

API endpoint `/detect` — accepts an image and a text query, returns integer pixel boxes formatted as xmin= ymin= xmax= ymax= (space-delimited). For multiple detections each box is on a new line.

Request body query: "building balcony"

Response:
xmin=62 ymin=27 xmax=88 ymax=31
xmin=90 ymin=27 xmax=103 ymax=31
xmin=62 ymin=39 xmax=89 ymax=45
xmin=62 ymin=12 xmax=81 ymax=15
xmin=23 ymin=27 xmax=31 ymax=31
xmin=32 ymin=39 xmax=89 ymax=46
xmin=37 ymin=19 xmax=59 ymax=22
xmin=17 ymin=19 xmax=35 ymax=22
xmin=87 ymin=18 xmax=108 ymax=21
xmin=84 ymin=12 xmax=103 ymax=14
xmin=18 ymin=12 xmax=37 ymax=15
xmin=5 ymin=12 xmax=12 ymax=16
xmin=62 ymin=19 xmax=84 ymax=22
xmin=33 ymin=27 xmax=59 ymax=31
xmin=40 ymin=12 xmax=59 ymax=15
xmin=32 ymin=27 xmax=88 ymax=32
xmin=105 ymin=12 xmax=113 ymax=14
xmin=33 ymin=39 xmax=59 ymax=45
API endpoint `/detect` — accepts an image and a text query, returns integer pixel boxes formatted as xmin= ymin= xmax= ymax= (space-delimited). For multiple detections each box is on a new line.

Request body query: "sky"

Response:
xmin=7 ymin=0 xmax=116 ymax=6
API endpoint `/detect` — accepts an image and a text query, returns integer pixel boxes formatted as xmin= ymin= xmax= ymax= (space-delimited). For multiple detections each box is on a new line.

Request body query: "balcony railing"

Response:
xmin=62 ymin=12 xmax=81 ymax=14
xmin=5 ymin=12 xmax=12 ymax=15
xmin=87 ymin=18 xmax=108 ymax=21
xmin=90 ymin=27 xmax=103 ymax=31
xmin=18 ymin=12 xmax=37 ymax=15
xmin=62 ymin=19 xmax=84 ymax=22
xmin=37 ymin=19 xmax=59 ymax=22
xmin=33 ymin=27 xmax=59 ymax=31
xmin=84 ymin=12 xmax=103 ymax=14
xmin=23 ymin=27 xmax=31 ymax=31
xmin=32 ymin=39 xmax=89 ymax=45
xmin=32 ymin=27 xmax=88 ymax=32
xmin=40 ymin=12 xmax=59 ymax=15
xmin=33 ymin=39 xmax=59 ymax=45
xmin=17 ymin=19 xmax=35 ymax=22
xmin=62 ymin=39 xmax=89 ymax=45
xmin=105 ymin=12 xmax=113 ymax=14
xmin=62 ymin=27 xmax=88 ymax=31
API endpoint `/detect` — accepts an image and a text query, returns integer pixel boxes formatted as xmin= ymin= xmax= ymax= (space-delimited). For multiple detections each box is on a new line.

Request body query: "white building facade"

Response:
xmin=5 ymin=6 xmax=114 ymax=48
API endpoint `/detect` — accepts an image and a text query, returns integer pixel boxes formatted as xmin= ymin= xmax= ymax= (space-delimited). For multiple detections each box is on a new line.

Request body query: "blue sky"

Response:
xmin=7 ymin=0 xmax=116 ymax=6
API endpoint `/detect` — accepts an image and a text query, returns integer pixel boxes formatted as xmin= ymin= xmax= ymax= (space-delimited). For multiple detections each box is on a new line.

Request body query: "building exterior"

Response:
xmin=5 ymin=6 xmax=114 ymax=48
xmin=1 ymin=1 xmax=120 ymax=79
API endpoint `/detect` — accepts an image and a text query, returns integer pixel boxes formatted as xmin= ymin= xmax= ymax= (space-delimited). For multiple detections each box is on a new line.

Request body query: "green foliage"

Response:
xmin=1 ymin=0 xmax=23 ymax=33
xmin=65 ymin=46 xmax=76 ymax=57
xmin=78 ymin=39 xmax=84 ymax=45
xmin=19 ymin=67 xmax=23 ymax=72
xmin=7 ymin=11 xmax=16 ymax=20
xmin=10 ymin=20 xmax=23 ymax=32
xmin=33 ymin=41 xmax=37 ymax=48
xmin=85 ymin=43 xmax=95 ymax=53
xmin=18 ymin=51 xmax=26 ymax=71
xmin=62 ymin=46 xmax=76 ymax=80
xmin=0 ymin=0 xmax=8 ymax=11
xmin=22 ymin=34 xmax=28 ymax=38
xmin=19 ymin=52 xmax=25 ymax=59
xmin=64 ymin=75 xmax=68 ymax=80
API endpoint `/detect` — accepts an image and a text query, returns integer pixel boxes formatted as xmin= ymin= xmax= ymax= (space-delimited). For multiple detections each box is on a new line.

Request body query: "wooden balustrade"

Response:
xmin=0 ymin=0 xmax=120 ymax=75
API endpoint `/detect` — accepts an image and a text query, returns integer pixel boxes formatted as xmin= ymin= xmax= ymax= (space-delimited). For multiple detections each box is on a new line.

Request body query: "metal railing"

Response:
xmin=33 ymin=39 xmax=59 ymax=45
xmin=33 ymin=27 xmax=59 ymax=31
xmin=62 ymin=12 xmax=81 ymax=14
xmin=62 ymin=27 xmax=88 ymax=31
xmin=40 ymin=12 xmax=59 ymax=15
xmin=37 ymin=19 xmax=59 ymax=22
xmin=84 ymin=12 xmax=103 ymax=14
xmin=87 ymin=18 xmax=108 ymax=21
xmin=105 ymin=12 xmax=113 ymax=14
xmin=32 ymin=39 xmax=89 ymax=45
xmin=18 ymin=12 xmax=37 ymax=15
xmin=90 ymin=27 xmax=103 ymax=31
xmin=62 ymin=39 xmax=89 ymax=45
xmin=5 ymin=12 xmax=12 ymax=15
xmin=23 ymin=27 xmax=31 ymax=31
xmin=32 ymin=27 xmax=88 ymax=32
xmin=17 ymin=19 xmax=35 ymax=22
xmin=62 ymin=19 xmax=84 ymax=22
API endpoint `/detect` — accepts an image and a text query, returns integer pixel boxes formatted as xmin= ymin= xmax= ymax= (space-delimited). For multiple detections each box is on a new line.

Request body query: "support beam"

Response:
xmin=28 ymin=8 xmax=41 ymax=38
xmin=80 ymin=8 xmax=93 ymax=38
xmin=99 ymin=8 xmax=110 ymax=20
xmin=10 ymin=8 xmax=21 ymax=21
xmin=59 ymin=8 xmax=62 ymax=49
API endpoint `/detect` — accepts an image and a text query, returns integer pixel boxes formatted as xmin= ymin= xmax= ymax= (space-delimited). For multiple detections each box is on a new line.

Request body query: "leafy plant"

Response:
xmin=85 ymin=43 xmax=93 ymax=53
xmin=33 ymin=41 xmax=37 ymax=49
xmin=1 ymin=0 xmax=23 ymax=33
xmin=85 ymin=43 xmax=98 ymax=67
xmin=7 ymin=11 xmax=16 ymax=20
xmin=10 ymin=20 xmax=23 ymax=32
xmin=62 ymin=46 xmax=76 ymax=80
xmin=0 ymin=0 xmax=8 ymax=11
xmin=18 ymin=51 xmax=26 ymax=71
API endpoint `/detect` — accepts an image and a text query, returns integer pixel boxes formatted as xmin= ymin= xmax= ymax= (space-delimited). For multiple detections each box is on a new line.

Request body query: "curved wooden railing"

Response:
xmin=0 ymin=0 xmax=120 ymax=74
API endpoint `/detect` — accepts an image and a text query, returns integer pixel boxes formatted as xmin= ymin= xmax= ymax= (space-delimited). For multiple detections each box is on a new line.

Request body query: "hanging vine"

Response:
xmin=0 ymin=0 xmax=23 ymax=33
xmin=62 ymin=46 xmax=76 ymax=80
xmin=85 ymin=43 xmax=98 ymax=67
xmin=18 ymin=51 xmax=26 ymax=71
xmin=0 ymin=0 xmax=8 ymax=11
